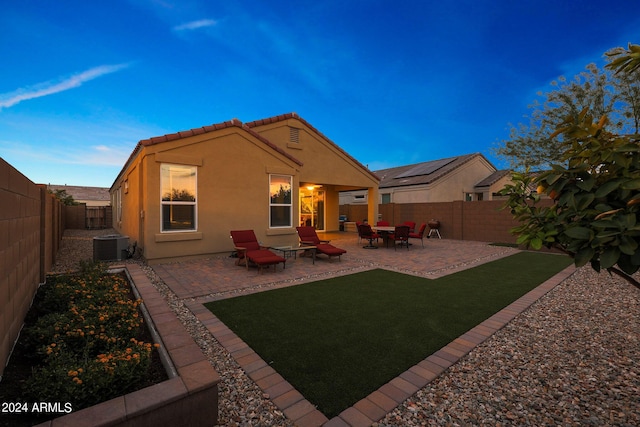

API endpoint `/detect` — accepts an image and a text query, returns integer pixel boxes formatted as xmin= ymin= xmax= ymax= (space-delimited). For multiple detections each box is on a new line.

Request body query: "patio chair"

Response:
xmin=403 ymin=221 xmax=416 ymax=233
xmin=230 ymin=230 xmax=286 ymax=273
xmin=296 ymin=226 xmax=347 ymax=261
xmin=357 ymin=223 xmax=380 ymax=249
xmin=376 ymin=220 xmax=390 ymax=226
xmin=387 ymin=225 xmax=410 ymax=250
xmin=409 ymin=223 xmax=427 ymax=247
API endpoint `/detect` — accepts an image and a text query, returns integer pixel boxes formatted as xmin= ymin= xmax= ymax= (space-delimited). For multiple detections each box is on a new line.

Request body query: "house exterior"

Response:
xmin=110 ymin=113 xmax=379 ymax=263
xmin=340 ymin=153 xmax=508 ymax=205
xmin=47 ymin=185 xmax=110 ymax=206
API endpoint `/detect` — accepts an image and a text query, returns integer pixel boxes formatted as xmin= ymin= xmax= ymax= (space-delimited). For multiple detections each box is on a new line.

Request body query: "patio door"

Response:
xmin=299 ymin=187 xmax=325 ymax=231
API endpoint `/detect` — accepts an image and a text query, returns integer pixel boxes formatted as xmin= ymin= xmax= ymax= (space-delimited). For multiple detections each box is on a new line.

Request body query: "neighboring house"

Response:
xmin=110 ymin=113 xmax=379 ymax=263
xmin=340 ymin=153 xmax=509 ymax=205
xmin=470 ymin=169 xmax=513 ymax=201
xmin=47 ymin=185 xmax=110 ymax=206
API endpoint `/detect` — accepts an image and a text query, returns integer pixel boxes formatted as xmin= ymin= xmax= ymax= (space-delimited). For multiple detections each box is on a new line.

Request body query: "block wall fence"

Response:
xmin=340 ymin=199 xmax=554 ymax=243
xmin=0 ymin=158 xmax=64 ymax=376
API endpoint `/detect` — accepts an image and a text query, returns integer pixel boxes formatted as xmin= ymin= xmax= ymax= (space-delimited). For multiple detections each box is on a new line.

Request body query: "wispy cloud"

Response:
xmin=173 ymin=19 xmax=217 ymax=31
xmin=0 ymin=63 xmax=130 ymax=110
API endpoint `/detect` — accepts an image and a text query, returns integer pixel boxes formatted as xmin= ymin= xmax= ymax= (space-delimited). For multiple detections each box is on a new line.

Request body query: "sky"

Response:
xmin=1 ymin=1 xmax=639 ymax=188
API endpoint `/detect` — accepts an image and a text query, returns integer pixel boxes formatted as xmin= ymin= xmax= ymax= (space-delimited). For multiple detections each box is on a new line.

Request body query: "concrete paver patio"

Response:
xmin=150 ymin=232 xmax=575 ymax=426
xmin=152 ymin=233 xmax=519 ymax=301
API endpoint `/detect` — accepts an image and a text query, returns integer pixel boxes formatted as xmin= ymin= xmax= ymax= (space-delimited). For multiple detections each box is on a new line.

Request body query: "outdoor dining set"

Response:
xmin=357 ymin=221 xmax=428 ymax=250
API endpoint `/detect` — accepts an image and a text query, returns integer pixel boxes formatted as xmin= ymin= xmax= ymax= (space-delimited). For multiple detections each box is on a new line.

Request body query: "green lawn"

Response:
xmin=205 ymin=251 xmax=572 ymax=418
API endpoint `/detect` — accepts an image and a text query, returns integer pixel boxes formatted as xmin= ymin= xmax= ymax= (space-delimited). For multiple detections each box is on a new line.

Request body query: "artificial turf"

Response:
xmin=205 ymin=251 xmax=572 ymax=418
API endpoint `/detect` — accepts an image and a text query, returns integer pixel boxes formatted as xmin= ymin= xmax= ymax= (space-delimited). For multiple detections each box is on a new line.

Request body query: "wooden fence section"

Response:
xmin=340 ymin=199 xmax=554 ymax=244
xmin=0 ymin=159 xmax=64 ymax=376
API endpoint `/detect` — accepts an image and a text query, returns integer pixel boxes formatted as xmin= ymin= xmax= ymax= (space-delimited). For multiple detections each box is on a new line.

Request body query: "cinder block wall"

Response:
xmin=340 ymin=199 xmax=554 ymax=243
xmin=65 ymin=204 xmax=86 ymax=229
xmin=0 ymin=159 xmax=63 ymax=376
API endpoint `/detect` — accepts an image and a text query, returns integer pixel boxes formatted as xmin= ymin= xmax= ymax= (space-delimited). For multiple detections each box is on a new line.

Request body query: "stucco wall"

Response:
xmin=251 ymin=118 xmax=378 ymax=189
xmin=112 ymin=119 xmax=378 ymax=263
xmin=113 ymin=127 xmax=303 ymax=263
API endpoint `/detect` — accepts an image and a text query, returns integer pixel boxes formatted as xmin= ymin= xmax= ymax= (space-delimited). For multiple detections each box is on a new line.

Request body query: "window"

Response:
xmin=112 ymin=187 xmax=122 ymax=224
xmin=161 ymin=164 xmax=197 ymax=232
xmin=381 ymin=193 xmax=391 ymax=204
xmin=269 ymin=174 xmax=292 ymax=228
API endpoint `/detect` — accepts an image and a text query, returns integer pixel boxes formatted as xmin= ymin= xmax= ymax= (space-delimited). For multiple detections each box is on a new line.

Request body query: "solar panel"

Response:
xmin=394 ymin=157 xmax=456 ymax=179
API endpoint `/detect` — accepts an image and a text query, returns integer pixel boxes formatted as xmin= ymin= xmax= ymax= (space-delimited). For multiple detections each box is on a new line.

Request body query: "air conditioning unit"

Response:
xmin=93 ymin=235 xmax=129 ymax=261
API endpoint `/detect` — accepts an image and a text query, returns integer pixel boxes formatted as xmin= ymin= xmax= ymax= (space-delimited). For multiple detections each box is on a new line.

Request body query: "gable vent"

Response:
xmin=289 ymin=127 xmax=300 ymax=143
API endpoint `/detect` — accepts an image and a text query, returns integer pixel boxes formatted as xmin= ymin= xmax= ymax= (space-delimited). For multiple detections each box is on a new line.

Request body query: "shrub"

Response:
xmin=20 ymin=262 xmax=160 ymax=408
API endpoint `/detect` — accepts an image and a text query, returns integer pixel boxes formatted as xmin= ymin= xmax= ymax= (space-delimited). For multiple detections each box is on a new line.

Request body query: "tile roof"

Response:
xmin=113 ymin=115 xmax=307 ymax=189
xmin=48 ymin=185 xmax=110 ymax=201
xmin=138 ymin=118 xmax=303 ymax=167
xmin=374 ymin=153 xmax=493 ymax=188
xmin=113 ymin=112 xmax=379 ymax=189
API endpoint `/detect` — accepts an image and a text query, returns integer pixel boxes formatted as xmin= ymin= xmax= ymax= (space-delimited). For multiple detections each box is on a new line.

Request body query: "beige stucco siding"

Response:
xmin=112 ymin=116 xmax=379 ymax=263
xmin=252 ymin=119 xmax=378 ymax=188
xmin=251 ymin=118 xmax=379 ymax=231
xmin=113 ymin=127 xmax=301 ymax=262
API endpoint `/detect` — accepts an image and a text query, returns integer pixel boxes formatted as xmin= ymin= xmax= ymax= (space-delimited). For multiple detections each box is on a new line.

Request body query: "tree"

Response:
xmin=50 ymin=189 xmax=78 ymax=206
xmin=500 ymin=45 xmax=640 ymax=290
xmin=607 ymin=43 xmax=640 ymax=133
xmin=495 ymin=50 xmax=640 ymax=170
xmin=606 ymin=42 xmax=640 ymax=75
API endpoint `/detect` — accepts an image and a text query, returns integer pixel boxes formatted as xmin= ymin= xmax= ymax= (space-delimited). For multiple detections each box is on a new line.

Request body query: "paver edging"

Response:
xmin=191 ymin=263 xmax=576 ymax=426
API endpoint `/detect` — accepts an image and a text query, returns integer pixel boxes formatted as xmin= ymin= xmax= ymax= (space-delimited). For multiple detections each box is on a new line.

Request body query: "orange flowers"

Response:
xmin=23 ymin=262 xmax=162 ymax=407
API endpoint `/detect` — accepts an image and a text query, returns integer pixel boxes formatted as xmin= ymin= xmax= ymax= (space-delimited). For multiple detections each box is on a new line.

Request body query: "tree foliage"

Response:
xmin=500 ymin=44 xmax=640 ymax=289
xmin=495 ymin=47 xmax=640 ymax=171
xmin=50 ymin=189 xmax=78 ymax=206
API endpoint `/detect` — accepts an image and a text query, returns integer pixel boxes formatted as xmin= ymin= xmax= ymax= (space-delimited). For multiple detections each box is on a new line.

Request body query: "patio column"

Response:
xmin=367 ymin=186 xmax=379 ymax=225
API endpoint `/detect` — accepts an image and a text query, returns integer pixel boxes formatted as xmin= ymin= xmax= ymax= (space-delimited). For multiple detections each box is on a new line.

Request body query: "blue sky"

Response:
xmin=1 ymin=1 xmax=639 ymax=188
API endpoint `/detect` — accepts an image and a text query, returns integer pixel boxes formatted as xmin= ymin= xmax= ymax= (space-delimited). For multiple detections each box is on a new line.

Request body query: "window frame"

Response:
xmin=160 ymin=163 xmax=198 ymax=233
xmin=269 ymin=174 xmax=293 ymax=228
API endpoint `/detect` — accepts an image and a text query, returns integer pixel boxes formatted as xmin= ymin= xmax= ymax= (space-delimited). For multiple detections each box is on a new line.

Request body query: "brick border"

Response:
xmin=191 ymin=264 xmax=576 ymax=427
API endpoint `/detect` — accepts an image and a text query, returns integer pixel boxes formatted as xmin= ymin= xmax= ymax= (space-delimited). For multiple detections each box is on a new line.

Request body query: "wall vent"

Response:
xmin=289 ymin=127 xmax=300 ymax=143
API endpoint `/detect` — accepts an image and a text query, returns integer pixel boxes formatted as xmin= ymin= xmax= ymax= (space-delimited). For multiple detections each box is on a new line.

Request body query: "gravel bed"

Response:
xmin=378 ymin=267 xmax=640 ymax=427
xmin=51 ymin=229 xmax=639 ymax=426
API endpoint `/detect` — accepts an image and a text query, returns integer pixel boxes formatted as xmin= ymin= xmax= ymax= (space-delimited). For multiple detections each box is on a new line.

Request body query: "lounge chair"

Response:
xmin=409 ymin=223 xmax=427 ymax=247
xmin=296 ymin=226 xmax=347 ymax=261
xmin=388 ymin=225 xmax=410 ymax=250
xmin=230 ymin=230 xmax=286 ymax=273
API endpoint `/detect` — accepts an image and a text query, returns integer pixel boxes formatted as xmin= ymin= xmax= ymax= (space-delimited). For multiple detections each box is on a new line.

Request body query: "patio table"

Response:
xmin=371 ymin=226 xmax=395 ymax=232
xmin=371 ymin=225 xmax=395 ymax=246
xmin=270 ymin=245 xmax=317 ymax=264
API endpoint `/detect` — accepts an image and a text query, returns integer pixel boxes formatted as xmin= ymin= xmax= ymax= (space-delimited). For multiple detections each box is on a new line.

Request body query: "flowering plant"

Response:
xmin=21 ymin=261 xmax=161 ymax=408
